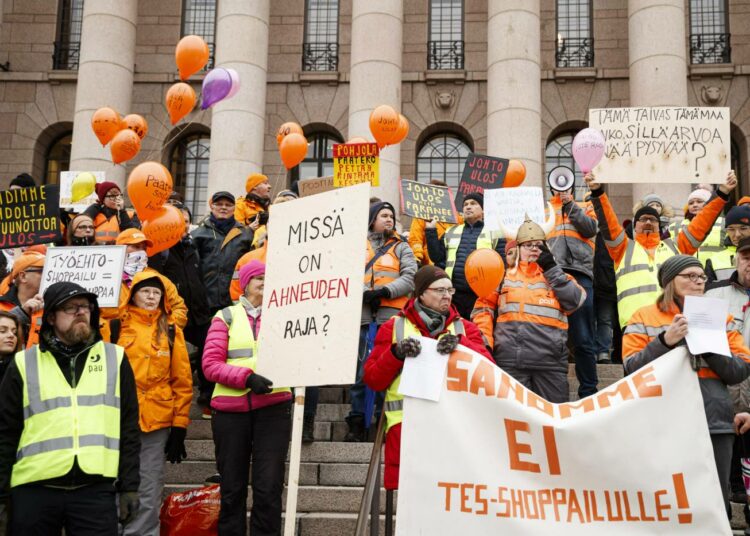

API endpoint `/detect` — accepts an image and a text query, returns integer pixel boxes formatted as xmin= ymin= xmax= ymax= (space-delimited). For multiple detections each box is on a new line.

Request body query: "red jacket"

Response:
xmin=363 ymin=298 xmax=492 ymax=489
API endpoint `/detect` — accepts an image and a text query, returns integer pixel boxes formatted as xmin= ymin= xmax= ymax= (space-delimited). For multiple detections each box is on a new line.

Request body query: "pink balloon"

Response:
xmin=226 ymin=68 xmax=240 ymax=99
xmin=572 ymin=128 xmax=605 ymax=173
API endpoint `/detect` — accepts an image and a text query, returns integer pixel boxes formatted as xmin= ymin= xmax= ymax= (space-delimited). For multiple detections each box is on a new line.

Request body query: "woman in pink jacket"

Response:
xmin=202 ymin=260 xmax=292 ymax=536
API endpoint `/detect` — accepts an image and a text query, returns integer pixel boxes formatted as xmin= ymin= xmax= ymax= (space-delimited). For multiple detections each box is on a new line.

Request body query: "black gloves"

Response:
xmin=246 ymin=373 xmax=273 ymax=394
xmin=437 ymin=334 xmax=460 ymax=355
xmin=392 ymin=337 xmax=422 ymax=360
xmin=536 ymin=243 xmax=556 ymax=271
xmin=363 ymin=288 xmax=390 ymax=307
xmin=119 ymin=492 xmax=140 ymax=526
xmin=164 ymin=427 xmax=187 ymax=464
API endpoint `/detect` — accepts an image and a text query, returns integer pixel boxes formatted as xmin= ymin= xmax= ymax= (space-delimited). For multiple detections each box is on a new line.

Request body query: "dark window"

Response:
xmin=44 ymin=133 xmax=72 ymax=185
xmin=182 ymin=0 xmax=217 ymax=69
xmin=170 ymin=133 xmax=210 ymax=219
xmin=53 ymin=0 xmax=84 ymax=70
xmin=302 ymin=0 xmax=339 ymax=72
xmin=556 ymin=0 xmax=593 ymax=68
xmin=545 ymin=132 xmax=588 ymax=201
xmin=689 ymin=0 xmax=730 ymax=64
xmin=290 ymin=132 xmax=343 ymax=187
xmin=428 ymin=0 xmax=464 ymax=70
xmin=417 ymin=134 xmax=471 ymax=188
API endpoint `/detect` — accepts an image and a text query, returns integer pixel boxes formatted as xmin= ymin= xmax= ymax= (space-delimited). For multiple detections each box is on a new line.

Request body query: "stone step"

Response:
xmin=293 ymin=512 xmax=395 ymax=535
xmin=164 ymin=460 xmax=379 ymax=487
xmin=163 ymin=484 xmax=394 ymax=514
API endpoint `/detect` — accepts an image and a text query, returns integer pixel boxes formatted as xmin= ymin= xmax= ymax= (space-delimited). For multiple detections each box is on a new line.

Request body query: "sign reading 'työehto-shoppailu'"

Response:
xmin=396 ymin=345 xmax=730 ymax=535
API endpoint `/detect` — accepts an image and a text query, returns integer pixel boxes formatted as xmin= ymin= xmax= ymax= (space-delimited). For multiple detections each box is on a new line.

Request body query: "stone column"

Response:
xmin=487 ymin=0 xmax=542 ymax=186
xmin=207 ymin=0 xmax=269 ymax=197
xmin=629 ymin=0 xmax=690 ymax=205
xmin=348 ymin=0 xmax=403 ymax=205
xmin=69 ymin=0 xmax=137 ymax=186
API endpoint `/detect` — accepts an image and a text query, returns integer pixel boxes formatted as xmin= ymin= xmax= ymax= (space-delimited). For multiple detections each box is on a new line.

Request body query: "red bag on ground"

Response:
xmin=160 ymin=484 xmax=220 ymax=536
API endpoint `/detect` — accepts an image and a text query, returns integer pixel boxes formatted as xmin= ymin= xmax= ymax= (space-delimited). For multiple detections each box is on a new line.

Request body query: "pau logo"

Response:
xmin=88 ymin=353 xmax=103 ymax=373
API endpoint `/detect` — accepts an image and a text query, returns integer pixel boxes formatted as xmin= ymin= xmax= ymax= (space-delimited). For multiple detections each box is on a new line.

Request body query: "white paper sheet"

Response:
xmin=397 ymin=338 xmax=449 ymax=402
xmin=683 ymin=295 xmax=731 ymax=357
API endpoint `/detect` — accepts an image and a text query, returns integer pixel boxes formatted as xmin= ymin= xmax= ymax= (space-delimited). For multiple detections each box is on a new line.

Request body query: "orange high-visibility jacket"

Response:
xmin=229 ymin=242 xmax=268 ymax=302
xmin=408 ymin=218 xmax=462 ymax=266
xmin=234 ymin=197 xmax=266 ymax=227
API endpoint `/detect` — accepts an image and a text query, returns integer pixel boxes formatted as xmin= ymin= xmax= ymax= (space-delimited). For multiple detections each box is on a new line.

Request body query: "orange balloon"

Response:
xmin=166 ymin=83 xmax=196 ymax=125
xmin=279 ymin=132 xmax=308 ymax=169
xmin=346 ymin=136 xmax=369 ymax=144
xmin=110 ymin=129 xmax=141 ymax=164
xmin=175 ymin=35 xmax=209 ymax=80
xmin=504 ymin=160 xmax=527 ymax=187
xmin=143 ymin=204 xmax=185 ymax=256
xmin=122 ymin=114 xmax=148 ymax=140
xmin=91 ymin=107 xmax=123 ymax=146
xmin=390 ymin=114 xmax=409 ymax=145
xmin=465 ymin=249 xmax=505 ymax=299
xmin=127 ymin=161 xmax=174 ymax=221
xmin=276 ymin=122 xmax=304 ymax=146
xmin=369 ymin=105 xmax=399 ymax=148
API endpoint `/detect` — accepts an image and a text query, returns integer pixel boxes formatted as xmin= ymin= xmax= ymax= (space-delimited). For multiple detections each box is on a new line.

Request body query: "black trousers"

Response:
xmin=212 ymin=402 xmax=292 ymax=536
xmin=10 ymin=482 xmax=117 ymax=535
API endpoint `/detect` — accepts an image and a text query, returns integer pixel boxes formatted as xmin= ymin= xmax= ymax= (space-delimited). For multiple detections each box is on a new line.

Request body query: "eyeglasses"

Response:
xmin=105 ymin=194 xmax=123 ymax=199
xmin=676 ymin=273 xmax=708 ymax=283
xmin=426 ymin=287 xmax=455 ymax=296
xmin=637 ymin=217 xmax=659 ymax=225
xmin=59 ymin=303 xmax=94 ymax=315
xmin=23 ymin=268 xmax=42 ymax=274
xmin=520 ymin=243 xmax=543 ymax=250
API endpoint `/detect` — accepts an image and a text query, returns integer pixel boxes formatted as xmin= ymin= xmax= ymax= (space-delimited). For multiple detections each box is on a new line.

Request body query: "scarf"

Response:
xmin=123 ymin=250 xmax=148 ymax=281
xmin=210 ymin=213 xmax=236 ymax=235
xmin=70 ymin=235 xmax=95 ymax=246
xmin=414 ymin=299 xmax=447 ymax=337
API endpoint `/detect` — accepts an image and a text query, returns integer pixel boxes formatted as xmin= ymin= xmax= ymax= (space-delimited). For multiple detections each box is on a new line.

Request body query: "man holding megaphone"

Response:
xmin=545 ymin=167 xmax=600 ymax=399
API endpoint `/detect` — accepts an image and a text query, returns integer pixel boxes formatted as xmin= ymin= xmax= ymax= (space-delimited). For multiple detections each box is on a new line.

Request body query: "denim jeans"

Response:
xmin=348 ymin=324 xmax=384 ymax=423
xmin=567 ymin=273 xmax=598 ymax=398
xmin=594 ymin=295 xmax=616 ymax=356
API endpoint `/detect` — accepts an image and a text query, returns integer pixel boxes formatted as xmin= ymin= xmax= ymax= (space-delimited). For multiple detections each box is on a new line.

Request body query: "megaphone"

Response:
xmin=547 ymin=166 xmax=575 ymax=192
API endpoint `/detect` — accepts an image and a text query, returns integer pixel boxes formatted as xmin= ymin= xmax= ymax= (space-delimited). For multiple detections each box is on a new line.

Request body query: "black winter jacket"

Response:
xmin=593 ymin=232 xmax=616 ymax=301
xmin=191 ymin=218 xmax=254 ymax=311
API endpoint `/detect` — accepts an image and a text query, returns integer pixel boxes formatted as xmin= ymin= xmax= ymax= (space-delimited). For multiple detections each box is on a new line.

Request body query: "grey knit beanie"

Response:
xmin=657 ymin=255 xmax=703 ymax=288
xmin=641 ymin=193 xmax=663 ymax=209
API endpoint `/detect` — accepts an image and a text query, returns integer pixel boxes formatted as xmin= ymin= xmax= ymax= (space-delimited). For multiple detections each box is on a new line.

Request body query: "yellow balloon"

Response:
xmin=71 ymin=172 xmax=97 ymax=202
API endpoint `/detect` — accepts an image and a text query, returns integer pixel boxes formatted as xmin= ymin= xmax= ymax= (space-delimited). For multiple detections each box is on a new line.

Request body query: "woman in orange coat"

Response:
xmin=116 ymin=271 xmax=193 ymax=536
xmin=623 ymin=254 xmax=750 ymax=512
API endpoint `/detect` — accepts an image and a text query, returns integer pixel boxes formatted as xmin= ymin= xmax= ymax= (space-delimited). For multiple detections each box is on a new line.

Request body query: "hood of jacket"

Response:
xmin=122 ymin=270 xmax=172 ymax=316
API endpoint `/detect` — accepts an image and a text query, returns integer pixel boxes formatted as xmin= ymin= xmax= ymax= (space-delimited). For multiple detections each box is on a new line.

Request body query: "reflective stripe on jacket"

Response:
xmin=444 ymin=224 xmax=495 ymax=278
xmin=547 ymin=196 xmax=598 ymax=279
xmin=670 ymin=217 xmax=726 ymax=264
xmin=384 ymin=316 xmax=464 ymax=433
xmin=365 ymin=238 xmax=409 ymax=310
xmin=614 ymin=239 xmax=678 ymax=328
xmin=211 ymin=303 xmax=291 ymax=401
xmin=11 ymin=341 xmax=122 ymax=487
xmin=706 ymin=246 xmax=736 ymax=282
xmin=93 ymin=213 xmax=120 ymax=245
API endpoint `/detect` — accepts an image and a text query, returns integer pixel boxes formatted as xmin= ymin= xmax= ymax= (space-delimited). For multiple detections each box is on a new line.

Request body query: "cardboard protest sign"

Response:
xmin=397 ymin=345 xmax=729 ymax=535
xmin=399 ymin=179 xmax=458 ymax=223
xmin=59 ymin=171 xmax=104 ymax=211
xmin=298 ymin=176 xmax=335 ymax=198
xmin=257 ymin=183 xmax=370 ymax=386
xmin=333 ymin=143 xmax=379 ymax=187
xmin=39 ymin=246 xmax=127 ymax=307
xmin=0 ymin=185 xmax=62 ymax=249
xmin=484 ymin=187 xmax=546 ymax=234
xmin=456 ymin=153 xmax=509 ymax=208
xmin=589 ymin=107 xmax=731 ymax=183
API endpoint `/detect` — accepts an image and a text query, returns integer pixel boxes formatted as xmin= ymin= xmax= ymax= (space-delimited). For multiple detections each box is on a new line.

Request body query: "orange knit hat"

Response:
xmin=245 ymin=173 xmax=269 ymax=193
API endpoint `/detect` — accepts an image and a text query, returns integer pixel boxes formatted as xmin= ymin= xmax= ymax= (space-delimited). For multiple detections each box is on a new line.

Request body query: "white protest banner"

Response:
xmin=40 ymin=246 xmax=127 ymax=308
xmin=257 ymin=182 xmax=369 ymax=386
xmin=397 ymin=345 xmax=730 ymax=535
xmin=589 ymin=107 xmax=731 ymax=183
xmin=59 ymin=171 xmax=104 ymax=211
xmin=484 ymin=187 xmax=546 ymax=234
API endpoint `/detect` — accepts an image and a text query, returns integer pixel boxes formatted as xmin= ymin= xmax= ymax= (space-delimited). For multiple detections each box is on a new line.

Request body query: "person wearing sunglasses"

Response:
xmin=585 ymin=171 xmax=737 ymax=330
xmin=82 ymin=181 xmax=139 ymax=245
xmin=473 ymin=217 xmax=585 ymax=403
xmin=624 ymin=254 xmax=750 ymax=516
xmin=363 ymin=265 xmax=492 ymax=491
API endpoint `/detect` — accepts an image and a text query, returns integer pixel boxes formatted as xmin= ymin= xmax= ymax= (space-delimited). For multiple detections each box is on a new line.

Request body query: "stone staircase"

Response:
xmin=163 ymin=363 xmax=748 ymax=534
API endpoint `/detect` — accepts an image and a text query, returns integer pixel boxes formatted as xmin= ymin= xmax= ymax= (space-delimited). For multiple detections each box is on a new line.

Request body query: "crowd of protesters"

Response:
xmin=2 ymin=166 xmax=750 ymax=535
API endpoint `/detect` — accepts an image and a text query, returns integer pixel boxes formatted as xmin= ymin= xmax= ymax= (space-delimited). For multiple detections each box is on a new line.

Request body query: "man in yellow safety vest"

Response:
xmin=0 ymin=281 xmax=141 ymax=534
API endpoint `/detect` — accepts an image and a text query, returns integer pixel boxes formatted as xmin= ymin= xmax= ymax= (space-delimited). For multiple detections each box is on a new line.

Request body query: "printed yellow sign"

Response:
xmin=333 ymin=143 xmax=379 ymax=187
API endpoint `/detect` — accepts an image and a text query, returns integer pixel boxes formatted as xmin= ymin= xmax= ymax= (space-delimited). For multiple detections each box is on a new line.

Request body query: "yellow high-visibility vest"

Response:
xmin=444 ymin=225 xmax=496 ymax=278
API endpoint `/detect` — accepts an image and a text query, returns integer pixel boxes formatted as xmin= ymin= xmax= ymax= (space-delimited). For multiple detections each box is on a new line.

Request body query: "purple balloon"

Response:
xmin=226 ymin=68 xmax=241 ymax=99
xmin=201 ymin=68 xmax=232 ymax=109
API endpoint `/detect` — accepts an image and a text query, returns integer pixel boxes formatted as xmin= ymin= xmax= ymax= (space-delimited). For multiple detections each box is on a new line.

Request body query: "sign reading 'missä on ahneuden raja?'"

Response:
xmin=256 ymin=183 xmax=369 ymax=387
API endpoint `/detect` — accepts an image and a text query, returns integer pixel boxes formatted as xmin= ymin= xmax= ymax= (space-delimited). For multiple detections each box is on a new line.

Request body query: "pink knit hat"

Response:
xmin=239 ymin=260 xmax=266 ymax=291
